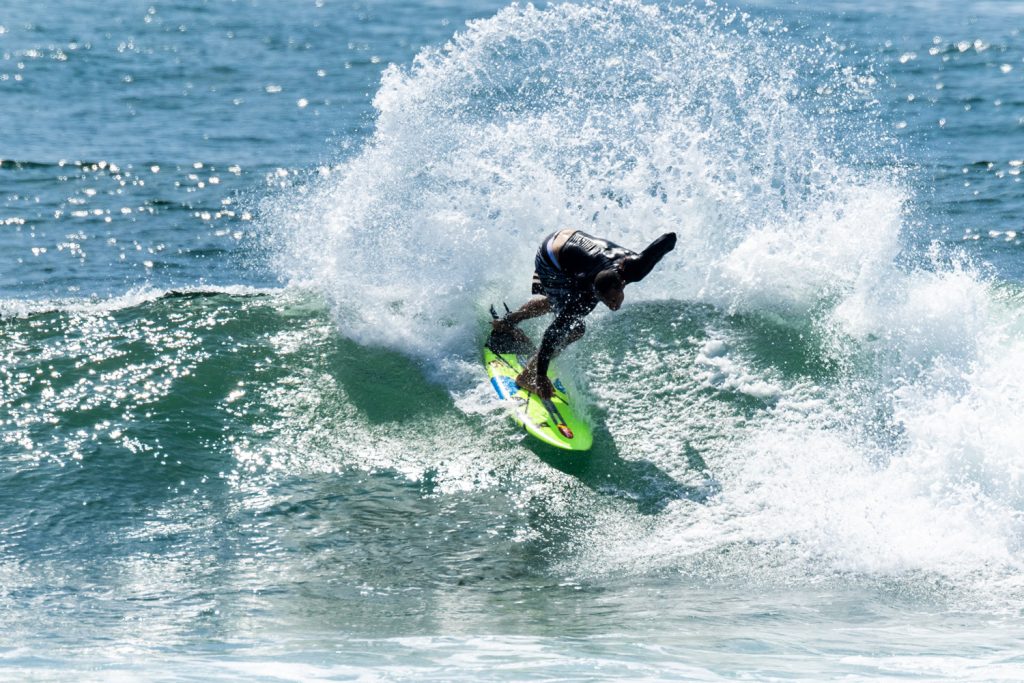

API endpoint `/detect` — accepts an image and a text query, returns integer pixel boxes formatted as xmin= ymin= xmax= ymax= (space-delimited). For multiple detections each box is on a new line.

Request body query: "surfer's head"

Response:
xmin=595 ymin=268 xmax=624 ymax=310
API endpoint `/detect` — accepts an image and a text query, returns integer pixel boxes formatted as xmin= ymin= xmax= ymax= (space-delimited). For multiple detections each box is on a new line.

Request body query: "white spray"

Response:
xmin=262 ymin=0 xmax=1024 ymax=588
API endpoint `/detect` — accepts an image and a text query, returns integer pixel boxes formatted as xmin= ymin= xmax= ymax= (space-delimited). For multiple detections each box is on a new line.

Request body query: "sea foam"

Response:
xmin=262 ymin=0 xmax=1024 ymax=588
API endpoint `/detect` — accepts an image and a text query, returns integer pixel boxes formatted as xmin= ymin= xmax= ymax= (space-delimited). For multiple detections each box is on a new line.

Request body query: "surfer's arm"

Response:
xmin=620 ymin=232 xmax=677 ymax=283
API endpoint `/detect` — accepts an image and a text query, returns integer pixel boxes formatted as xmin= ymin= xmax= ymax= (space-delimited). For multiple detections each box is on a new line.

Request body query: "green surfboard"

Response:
xmin=483 ymin=321 xmax=593 ymax=451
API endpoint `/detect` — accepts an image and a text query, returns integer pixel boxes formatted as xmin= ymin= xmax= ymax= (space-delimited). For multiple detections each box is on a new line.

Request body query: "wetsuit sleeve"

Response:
xmin=621 ymin=232 xmax=677 ymax=283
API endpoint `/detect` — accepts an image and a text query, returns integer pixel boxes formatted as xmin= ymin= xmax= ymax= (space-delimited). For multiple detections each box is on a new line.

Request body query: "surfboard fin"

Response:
xmin=489 ymin=303 xmax=513 ymax=321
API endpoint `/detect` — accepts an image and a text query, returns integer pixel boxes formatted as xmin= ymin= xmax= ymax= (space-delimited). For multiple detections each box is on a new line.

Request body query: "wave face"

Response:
xmin=262 ymin=0 xmax=1024 ymax=592
xmin=6 ymin=0 xmax=1024 ymax=677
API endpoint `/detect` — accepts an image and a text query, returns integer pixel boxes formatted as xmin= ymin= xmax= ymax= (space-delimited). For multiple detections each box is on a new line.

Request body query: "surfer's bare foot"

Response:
xmin=516 ymin=368 xmax=553 ymax=399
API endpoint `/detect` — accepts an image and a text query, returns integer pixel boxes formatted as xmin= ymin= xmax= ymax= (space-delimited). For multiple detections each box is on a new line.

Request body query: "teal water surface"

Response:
xmin=3 ymin=0 xmax=1024 ymax=680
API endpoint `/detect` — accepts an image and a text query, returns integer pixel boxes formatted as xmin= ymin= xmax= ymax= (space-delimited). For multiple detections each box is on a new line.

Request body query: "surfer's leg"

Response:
xmin=501 ymin=295 xmax=551 ymax=326
xmin=517 ymin=315 xmax=584 ymax=395
xmin=553 ymin=317 xmax=585 ymax=353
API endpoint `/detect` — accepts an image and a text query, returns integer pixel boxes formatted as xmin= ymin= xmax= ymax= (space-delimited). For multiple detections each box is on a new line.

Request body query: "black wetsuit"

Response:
xmin=530 ymin=230 xmax=637 ymax=376
xmin=519 ymin=228 xmax=676 ymax=385
xmin=532 ymin=230 xmax=636 ymax=317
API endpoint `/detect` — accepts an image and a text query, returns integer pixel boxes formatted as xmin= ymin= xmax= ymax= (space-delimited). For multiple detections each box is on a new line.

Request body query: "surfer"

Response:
xmin=493 ymin=229 xmax=677 ymax=398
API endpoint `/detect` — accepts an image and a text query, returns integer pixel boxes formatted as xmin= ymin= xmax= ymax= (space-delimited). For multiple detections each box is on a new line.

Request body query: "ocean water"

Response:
xmin=2 ymin=0 xmax=1024 ymax=679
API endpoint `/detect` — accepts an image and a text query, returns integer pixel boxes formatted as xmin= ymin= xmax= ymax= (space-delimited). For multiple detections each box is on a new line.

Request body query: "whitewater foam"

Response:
xmin=259 ymin=0 xmax=1024 ymax=590
xmin=262 ymin=0 xmax=893 ymax=359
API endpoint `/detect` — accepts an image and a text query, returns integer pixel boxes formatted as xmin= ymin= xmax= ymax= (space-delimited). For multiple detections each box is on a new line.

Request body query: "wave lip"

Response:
xmin=0 ymin=285 xmax=280 ymax=319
